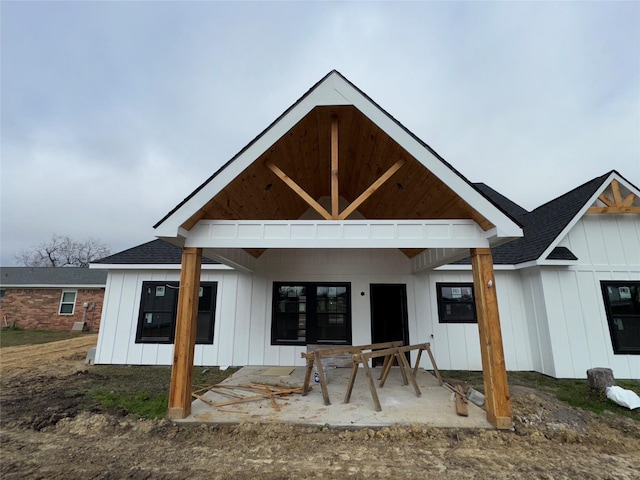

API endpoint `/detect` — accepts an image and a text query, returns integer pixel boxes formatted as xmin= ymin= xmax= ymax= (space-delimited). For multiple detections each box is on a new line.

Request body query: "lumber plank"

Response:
xmin=314 ymin=351 xmax=331 ymax=405
xmin=453 ymin=385 xmax=468 ymax=417
xmin=360 ymin=354 xmax=382 ymax=412
xmin=343 ymin=360 xmax=359 ymax=404
xmin=425 ymin=343 xmax=443 ymax=386
xmin=302 ymin=356 xmax=315 ymax=396
xmin=265 ymin=160 xmax=332 ymax=220
xmin=338 ymin=159 xmax=406 ymax=220
xmin=331 ymin=115 xmax=339 ymax=219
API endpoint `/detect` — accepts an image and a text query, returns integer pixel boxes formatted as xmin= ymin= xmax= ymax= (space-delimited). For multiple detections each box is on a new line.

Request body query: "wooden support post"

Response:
xmin=314 ymin=351 xmax=331 ymax=405
xmin=331 ymin=115 xmax=339 ymax=219
xmin=360 ymin=355 xmax=382 ymax=412
xmin=470 ymin=248 xmax=512 ymax=430
xmin=302 ymin=355 xmax=314 ymax=396
xmin=167 ymin=247 xmax=202 ymax=419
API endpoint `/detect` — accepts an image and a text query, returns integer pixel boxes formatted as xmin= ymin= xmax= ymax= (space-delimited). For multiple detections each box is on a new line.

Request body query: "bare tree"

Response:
xmin=14 ymin=234 xmax=112 ymax=267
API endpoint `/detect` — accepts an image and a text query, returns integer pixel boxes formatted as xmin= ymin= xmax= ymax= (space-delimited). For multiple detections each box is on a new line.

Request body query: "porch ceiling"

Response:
xmin=182 ymin=106 xmax=494 ymax=232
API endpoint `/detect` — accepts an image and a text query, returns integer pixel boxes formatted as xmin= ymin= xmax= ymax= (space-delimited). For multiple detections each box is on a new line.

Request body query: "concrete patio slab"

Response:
xmin=177 ymin=366 xmax=493 ymax=429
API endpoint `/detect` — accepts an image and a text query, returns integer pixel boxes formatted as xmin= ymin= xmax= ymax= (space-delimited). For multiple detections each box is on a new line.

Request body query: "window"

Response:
xmin=601 ymin=281 xmax=640 ymax=354
xmin=59 ymin=290 xmax=77 ymax=315
xmin=136 ymin=281 xmax=217 ymax=344
xmin=436 ymin=283 xmax=477 ymax=323
xmin=271 ymin=282 xmax=351 ymax=345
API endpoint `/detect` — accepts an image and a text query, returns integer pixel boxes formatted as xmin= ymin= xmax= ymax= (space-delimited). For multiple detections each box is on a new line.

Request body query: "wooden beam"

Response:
xmin=331 ymin=116 xmax=339 ymax=219
xmin=611 ymin=179 xmax=623 ymax=206
xmin=587 ymin=206 xmax=640 ymax=214
xmin=597 ymin=194 xmax=616 ymax=208
xmin=168 ymin=247 xmax=203 ymax=419
xmin=622 ymin=192 xmax=637 ymax=207
xmin=338 ymin=159 xmax=406 ymax=220
xmin=470 ymin=248 xmax=512 ymax=430
xmin=265 ymin=161 xmax=332 ymax=220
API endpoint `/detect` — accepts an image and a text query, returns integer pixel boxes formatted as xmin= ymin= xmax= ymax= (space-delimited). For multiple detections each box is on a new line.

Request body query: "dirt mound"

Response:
xmin=1 ymin=338 xmax=639 ymax=479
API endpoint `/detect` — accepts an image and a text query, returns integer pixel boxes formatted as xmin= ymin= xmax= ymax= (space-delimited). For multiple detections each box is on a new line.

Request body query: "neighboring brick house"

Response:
xmin=0 ymin=267 xmax=107 ymax=331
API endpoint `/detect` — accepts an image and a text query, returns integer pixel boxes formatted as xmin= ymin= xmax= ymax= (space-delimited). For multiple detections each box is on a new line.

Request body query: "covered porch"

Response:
xmin=177 ymin=365 xmax=493 ymax=429
xmin=153 ymin=71 xmax=523 ymax=429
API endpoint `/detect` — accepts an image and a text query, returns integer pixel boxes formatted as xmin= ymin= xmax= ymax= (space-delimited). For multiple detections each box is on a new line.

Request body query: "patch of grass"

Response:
xmin=81 ymin=365 xmax=238 ymax=419
xmin=92 ymin=390 xmax=169 ymax=419
xmin=442 ymin=370 xmax=640 ymax=421
xmin=0 ymin=328 xmax=87 ymax=348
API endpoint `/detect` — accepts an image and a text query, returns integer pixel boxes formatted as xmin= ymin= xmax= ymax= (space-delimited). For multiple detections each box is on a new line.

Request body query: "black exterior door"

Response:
xmin=370 ymin=284 xmax=409 ymax=366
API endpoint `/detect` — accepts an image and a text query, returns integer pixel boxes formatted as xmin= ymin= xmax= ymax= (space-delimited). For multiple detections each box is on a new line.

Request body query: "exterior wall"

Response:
xmin=96 ymin=249 xmax=421 ymax=367
xmin=0 ymin=288 xmax=104 ymax=331
xmin=519 ymin=268 xmax=556 ymax=376
xmin=96 ymin=213 xmax=640 ymax=378
xmin=415 ymin=270 xmax=534 ymax=372
xmin=538 ymin=214 xmax=640 ymax=378
xmin=96 ymin=269 xmax=248 ymax=366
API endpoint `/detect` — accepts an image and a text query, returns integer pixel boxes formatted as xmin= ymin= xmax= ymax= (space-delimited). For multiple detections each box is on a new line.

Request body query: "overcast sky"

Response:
xmin=1 ymin=1 xmax=638 ymax=266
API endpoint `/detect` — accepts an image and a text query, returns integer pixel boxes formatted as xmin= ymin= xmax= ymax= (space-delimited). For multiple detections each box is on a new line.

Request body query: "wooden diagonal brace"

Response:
xmin=265 ymin=161 xmax=332 ymax=220
xmin=338 ymin=159 xmax=406 ymax=220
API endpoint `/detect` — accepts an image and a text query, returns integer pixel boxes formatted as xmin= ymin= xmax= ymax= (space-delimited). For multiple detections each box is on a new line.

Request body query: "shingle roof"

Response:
xmin=455 ymin=172 xmax=613 ymax=265
xmin=0 ymin=267 xmax=107 ymax=287
xmin=92 ymin=239 xmax=219 ymax=265
xmin=97 ymin=171 xmax=632 ymax=268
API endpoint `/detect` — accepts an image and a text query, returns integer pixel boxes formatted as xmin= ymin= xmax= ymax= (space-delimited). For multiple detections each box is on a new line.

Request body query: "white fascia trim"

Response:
xmin=154 ymin=72 xmax=523 ymax=240
xmin=538 ymin=172 xmax=635 ymax=262
xmin=341 ymin=89 xmax=523 ymax=239
xmin=154 ymin=77 xmax=350 ymax=237
xmin=435 ymin=258 xmax=578 ymax=271
xmin=0 ymin=284 xmax=106 ymax=288
xmin=435 ymin=264 xmax=516 ymax=271
xmin=89 ymin=264 xmax=232 ymax=271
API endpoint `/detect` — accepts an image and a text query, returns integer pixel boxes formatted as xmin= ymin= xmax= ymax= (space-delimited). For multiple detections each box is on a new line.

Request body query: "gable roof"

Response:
xmin=153 ymin=70 xmax=522 ymax=242
xmin=456 ymin=170 xmax=638 ymax=265
xmin=0 ymin=267 xmax=107 ymax=287
xmin=92 ymin=239 xmax=219 ymax=265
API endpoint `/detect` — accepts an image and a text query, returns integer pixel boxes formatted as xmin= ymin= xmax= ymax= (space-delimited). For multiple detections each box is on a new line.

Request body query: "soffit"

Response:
xmin=182 ymin=106 xmax=493 ymax=231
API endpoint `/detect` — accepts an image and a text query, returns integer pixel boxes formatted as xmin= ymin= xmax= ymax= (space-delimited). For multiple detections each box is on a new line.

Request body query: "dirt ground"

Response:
xmin=1 ymin=337 xmax=639 ymax=479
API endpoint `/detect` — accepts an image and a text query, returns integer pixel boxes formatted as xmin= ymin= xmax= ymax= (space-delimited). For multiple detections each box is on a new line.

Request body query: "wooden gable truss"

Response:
xmin=160 ymin=71 xmax=522 ymax=429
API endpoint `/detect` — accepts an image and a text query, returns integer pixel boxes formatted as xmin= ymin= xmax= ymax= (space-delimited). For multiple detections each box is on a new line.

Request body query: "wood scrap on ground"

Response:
xmin=192 ymin=382 xmax=304 ymax=412
xmin=443 ymin=382 xmax=469 ymax=417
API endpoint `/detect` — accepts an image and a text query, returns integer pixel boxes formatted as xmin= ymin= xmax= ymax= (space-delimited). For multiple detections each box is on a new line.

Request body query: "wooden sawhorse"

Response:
xmin=300 ymin=341 xmax=403 ymax=406
xmin=343 ymin=342 xmax=441 ymax=412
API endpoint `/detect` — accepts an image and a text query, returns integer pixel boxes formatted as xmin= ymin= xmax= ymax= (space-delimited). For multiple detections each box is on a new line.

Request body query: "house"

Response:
xmin=0 ymin=267 xmax=107 ymax=330
xmin=91 ymin=71 xmax=640 ymax=426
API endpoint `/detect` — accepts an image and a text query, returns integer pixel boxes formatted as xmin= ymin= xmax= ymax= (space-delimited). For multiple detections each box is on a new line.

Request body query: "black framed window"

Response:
xmin=271 ymin=282 xmax=351 ymax=346
xmin=436 ymin=283 xmax=477 ymax=323
xmin=136 ymin=281 xmax=217 ymax=344
xmin=601 ymin=281 xmax=640 ymax=354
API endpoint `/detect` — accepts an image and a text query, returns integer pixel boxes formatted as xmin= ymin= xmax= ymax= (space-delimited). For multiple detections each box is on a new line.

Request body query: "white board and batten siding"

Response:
xmin=538 ymin=214 xmax=640 ymax=379
xmin=414 ymin=270 xmax=534 ymax=373
xmin=96 ymin=249 xmax=429 ymax=368
xmin=95 ymin=269 xmax=250 ymax=367
xmin=248 ymin=249 xmax=419 ymax=367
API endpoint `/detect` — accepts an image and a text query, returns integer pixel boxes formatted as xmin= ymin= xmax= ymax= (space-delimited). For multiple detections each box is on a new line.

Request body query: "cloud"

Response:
xmin=1 ymin=1 xmax=638 ymax=264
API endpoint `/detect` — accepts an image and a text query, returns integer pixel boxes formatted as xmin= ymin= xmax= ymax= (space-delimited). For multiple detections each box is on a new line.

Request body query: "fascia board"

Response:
xmin=89 ymin=264 xmax=232 ymax=271
xmin=154 ymin=75 xmax=351 ymax=237
xmin=537 ymin=172 xmax=617 ymax=262
xmin=324 ymin=78 xmax=523 ymax=238
xmin=155 ymin=72 xmax=522 ymax=238
xmin=0 ymin=284 xmax=106 ymax=288
xmin=434 ymin=264 xmax=517 ymax=271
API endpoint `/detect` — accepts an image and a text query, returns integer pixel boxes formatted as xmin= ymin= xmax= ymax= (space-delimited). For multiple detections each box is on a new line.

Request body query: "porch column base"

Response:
xmin=167 ymin=407 xmax=189 ymax=420
xmin=488 ymin=414 xmax=513 ymax=431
